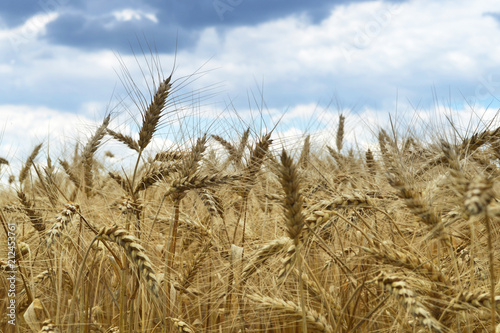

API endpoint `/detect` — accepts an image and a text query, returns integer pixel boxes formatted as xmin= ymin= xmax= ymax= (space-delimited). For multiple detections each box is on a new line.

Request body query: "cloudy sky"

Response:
xmin=0 ymin=0 xmax=500 ymax=176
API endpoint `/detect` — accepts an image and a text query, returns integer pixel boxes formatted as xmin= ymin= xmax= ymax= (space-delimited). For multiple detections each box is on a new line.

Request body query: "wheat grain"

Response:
xmin=39 ymin=319 xmax=59 ymax=333
xmin=170 ymin=318 xmax=195 ymax=333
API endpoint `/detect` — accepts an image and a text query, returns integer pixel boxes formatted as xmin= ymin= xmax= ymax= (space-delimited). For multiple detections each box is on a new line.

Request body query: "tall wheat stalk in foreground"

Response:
xmin=278 ymin=150 xmax=307 ymax=332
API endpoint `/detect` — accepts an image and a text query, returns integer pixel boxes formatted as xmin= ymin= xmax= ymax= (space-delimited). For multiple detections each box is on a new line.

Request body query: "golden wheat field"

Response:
xmin=1 ymin=63 xmax=500 ymax=333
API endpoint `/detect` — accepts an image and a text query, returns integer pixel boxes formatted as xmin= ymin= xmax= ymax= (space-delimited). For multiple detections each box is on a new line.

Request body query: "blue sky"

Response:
xmin=0 ymin=0 xmax=500 ymax=172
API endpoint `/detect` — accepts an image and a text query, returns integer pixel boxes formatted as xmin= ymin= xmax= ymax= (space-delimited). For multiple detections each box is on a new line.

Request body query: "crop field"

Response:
xmin=1 ymin=63 xmax=500 ymax=333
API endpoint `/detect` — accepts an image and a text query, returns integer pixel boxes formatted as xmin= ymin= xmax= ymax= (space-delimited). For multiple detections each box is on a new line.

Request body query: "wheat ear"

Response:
xmin=179 ymin=242 xmax=210 ymax=291
xmin=240 ymin=237 xmax=291 ymax=284
xmin=59 ymin=159 xmax=81 ymax=189
xmin=460 ymin=126 xmax=500 ymax=157
xmin=278 ymin=149 xmax=308 ymax=332
xmin=243 ymin=132 xmax=272 ymax=186
xmin=374 ymin=272 xmax=442 ymax=332
xmin=365 ymin=148 xmax=376 ymax=176
xmin=387 ymin=173 xmax=441 ymax=228
xmin=198 ymin=188 xmax=224 ymax=218
xmin=246 ymin=294 xmax=333 ymax=333
xmin=97 ymin=225 xmax=159 ymax=298
xmin=82 ymin=114 xmax=110 ymax=196
xmin=17 ymin=190 xmax=45 ymax=232
xmin=361 ymin=242 xmax=450 ymax=285
xmin=465 ymin=176 xmax=496 ymax=329
xmin=212 ymin=134 xmax=237 ymax=160
xmin=154 ymin=150 xmax=187 ymax=162
xmin=326 ymin=145 xmax=345 ymax=169
xmin=336 ymin=114 xmax=345 ymax=152
xmin=133 ymin=163 xmax=180 ymax=194
xmin=108 ymin=171 xmax=131 ymax=194
xmin=235 ymin=127 xmax=250 ymax=167
xmin=455 ymin=290 xmax=500 ymax=312
xmin=277 ymin=150 xmax=305 ymax=284
xmin=19 ymin=143 xmax=43 ymax=184
xmin=107 ymin=129 xmax=140 ymax=152
xmin=138 ymin=76 xmax=172 ymax=151
xmin=298 ymin=134 xmax=311 ymax=168
xmin=45 ymin=203 xmax=80 ymax=248
xmin=464 ymin=176 xmax=494 ymax=216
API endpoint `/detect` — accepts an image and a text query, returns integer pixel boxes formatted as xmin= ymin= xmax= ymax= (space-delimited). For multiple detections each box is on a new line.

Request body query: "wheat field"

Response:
xmin=1 ymin=63 xmax=500 ymax=333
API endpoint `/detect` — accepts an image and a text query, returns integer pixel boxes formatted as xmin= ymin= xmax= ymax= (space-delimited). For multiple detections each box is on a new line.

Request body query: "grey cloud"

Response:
xmin=2 ymin=0 xmax=406 ymax=53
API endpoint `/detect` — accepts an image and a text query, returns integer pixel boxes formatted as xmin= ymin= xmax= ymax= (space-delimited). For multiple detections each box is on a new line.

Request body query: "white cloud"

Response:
xmin=174 ymin=0 xmax=500 ymax=108
xmin=0 ymin=105 xmax=99 ymax=149
xmin=0 ymin=12 xmax=59 ymax=51
xmin=111 ymin=9 xmax=158 ymax=24
xmin=1 ymin=0 xmax=500 ymax=178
